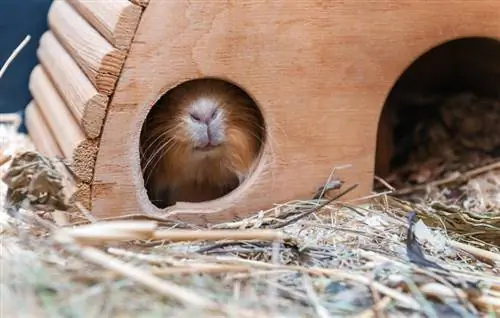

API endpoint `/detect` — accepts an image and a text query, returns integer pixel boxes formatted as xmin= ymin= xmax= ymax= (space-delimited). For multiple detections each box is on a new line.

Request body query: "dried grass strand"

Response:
xmin=153 ymin=228 xmax=290 ymax=242
xmin=60 ymin=220 xmax=290 ymax=245
xmin=448 ymin=239 xmax=500 ymax=265
xmin=0 ymin=154 xmax=11 ymax=166
xmin=0 ymin=35 xmax=30 ymax=79
xmin=395 ymin=160 xmax=500 ymax=196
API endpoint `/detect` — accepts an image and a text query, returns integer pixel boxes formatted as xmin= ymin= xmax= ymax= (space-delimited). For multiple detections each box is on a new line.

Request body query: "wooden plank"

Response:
xmin=48 ymin=0 xmax=127 ymax=96
xmin=28 ymin=65 xmax=85 ymax=160
xmin=24 ymin=101 xmax=64 ymax=158
xmin=28 ymin=65 xmax=97 ymax=184
xmin=129 ymin=0 xmax=149 ymax=8
xmin=67 ymin=0 xmax=143 ymax=51
xmin=38 ymin=31 xmax=109 ymax=139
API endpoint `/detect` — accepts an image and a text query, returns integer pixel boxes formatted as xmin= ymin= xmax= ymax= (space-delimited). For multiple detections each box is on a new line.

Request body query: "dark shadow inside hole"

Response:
xmin=374 ymin=37 xmax=500 ymax=196
xmin=140 ymin=77 xmax=266 ymax=209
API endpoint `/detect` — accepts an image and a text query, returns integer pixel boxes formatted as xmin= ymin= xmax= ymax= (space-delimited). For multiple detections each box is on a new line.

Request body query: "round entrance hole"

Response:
xmin=139 ymin=77 xmax=266 ymax=209
xmin=374 ymin=37 xmax=500 ymax=196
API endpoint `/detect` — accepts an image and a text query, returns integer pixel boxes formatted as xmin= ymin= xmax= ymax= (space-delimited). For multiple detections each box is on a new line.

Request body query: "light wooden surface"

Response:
xmin=38 ymin=31 xmax=109 ymax=139
xmin=25 ymin=101 xmax=63 ymax=158
xmin=48 ymin=0 xmax=127 ymax=96
xmin=67 ymin=0 xmax=143 ymax=51
xmin=28 ymin=65 xmax=97 ymax=186
xmin=92 ymin=1 xmax=500 ymax=223
xmin=28 ymin=65 xmax=85 ymax=160
xmin=129 ymin=0 xmax=148 ymax=8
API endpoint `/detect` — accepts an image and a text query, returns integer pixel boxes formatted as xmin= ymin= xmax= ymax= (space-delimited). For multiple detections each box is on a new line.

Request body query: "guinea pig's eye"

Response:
xmin=211 ymin=109 xmax=218 ymax=119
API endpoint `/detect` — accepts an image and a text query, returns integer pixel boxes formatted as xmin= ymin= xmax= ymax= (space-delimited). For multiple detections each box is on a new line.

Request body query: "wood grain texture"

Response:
xmin=129 ymin=0 xmax=149 ymax=8
xmin=48 ymin=0 xmax=127 ymax=96
xmin=25 ymin=101 xmax=64 ymax=158
xmin=67 ymin=0 xmax=143 ymax=51
xmin=37 ymin=31 xmax=109 ymax=139
xmin=28 ymin=65 xmax=85 ymax=160
xmin=91 ymin=0 xmax=500 ymax=223
xmin=28 ymin=65 xmax=97 ymax=184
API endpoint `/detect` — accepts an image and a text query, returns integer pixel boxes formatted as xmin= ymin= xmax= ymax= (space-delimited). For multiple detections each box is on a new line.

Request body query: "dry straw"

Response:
xmin=0 ymin=35 xmax=30 ymax=79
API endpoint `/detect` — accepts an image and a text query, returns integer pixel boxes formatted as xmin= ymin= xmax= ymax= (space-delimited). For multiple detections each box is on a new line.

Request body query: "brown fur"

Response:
xmin=140 ymin=78 xmax=265 ymax=208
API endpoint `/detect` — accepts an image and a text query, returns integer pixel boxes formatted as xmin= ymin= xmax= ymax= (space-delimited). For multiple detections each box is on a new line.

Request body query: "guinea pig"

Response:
xmin=139 ymin=78 xmax=265 ymax=208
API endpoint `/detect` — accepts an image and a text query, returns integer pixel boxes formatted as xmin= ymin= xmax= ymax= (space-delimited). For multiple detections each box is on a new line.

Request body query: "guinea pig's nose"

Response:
xmin=190 ymin=109 xmax=215 ymax=124
xmin=190 ymin=113 xmax=206 ymax=124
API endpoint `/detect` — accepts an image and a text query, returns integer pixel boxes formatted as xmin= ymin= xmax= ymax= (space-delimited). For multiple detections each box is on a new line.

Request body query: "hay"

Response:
xmin=1 ymin=123 xmax=500 ymax=318
xmin=373 ymin=90 xmax=500 ymax=247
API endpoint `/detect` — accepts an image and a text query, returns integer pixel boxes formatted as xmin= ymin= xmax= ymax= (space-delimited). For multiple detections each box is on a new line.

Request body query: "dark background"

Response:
xmin=0 ymin=0 xmax=52 ymax=132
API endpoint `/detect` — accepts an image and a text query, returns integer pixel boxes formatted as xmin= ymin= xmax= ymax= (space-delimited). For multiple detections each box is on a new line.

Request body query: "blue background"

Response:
xmin=0 ymin=0 xmax=52 ymax=132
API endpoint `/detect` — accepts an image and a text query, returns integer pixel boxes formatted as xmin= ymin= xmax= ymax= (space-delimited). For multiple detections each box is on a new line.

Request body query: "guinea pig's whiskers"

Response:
xmin=142 ymin=137 xmax=177 ymax=184
xmin=141 ymin=124 xmax=180 ymax=171
xmin=143 ymin=135 xmax=176 ymax=170
xmin=140 ymin=135 xmax=171 ymax=169
xmin=141 ymin=124 xmax=181 ymax=156
xmin=246 ymin=129 xmax=264 ymax=145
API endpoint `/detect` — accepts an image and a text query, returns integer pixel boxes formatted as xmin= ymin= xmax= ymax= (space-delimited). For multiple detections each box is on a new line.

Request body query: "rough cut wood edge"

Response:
xmin=28 ymin=65 xmax=97 ymax=184
xmin=67 ymin=0 xmax=143 ymax=51
xmin=48 ymin=0 xmax=127 ymax=96
xmin=72 ymin=138 xmax=99 ymax=185
xmin=38 ymin=31 xmax=109 ymax=139
xmin=74 ymin=182 xmax=91 ymax=211
xmin=24 ymin=101 xmax=64 ymax=158
xmin=129 ymin=0 xmax=149 ymax=8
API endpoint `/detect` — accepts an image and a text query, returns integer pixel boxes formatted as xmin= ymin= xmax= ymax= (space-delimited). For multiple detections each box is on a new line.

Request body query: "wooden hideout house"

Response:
xmin=24 ymin=0 xmax=500 ymax=224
